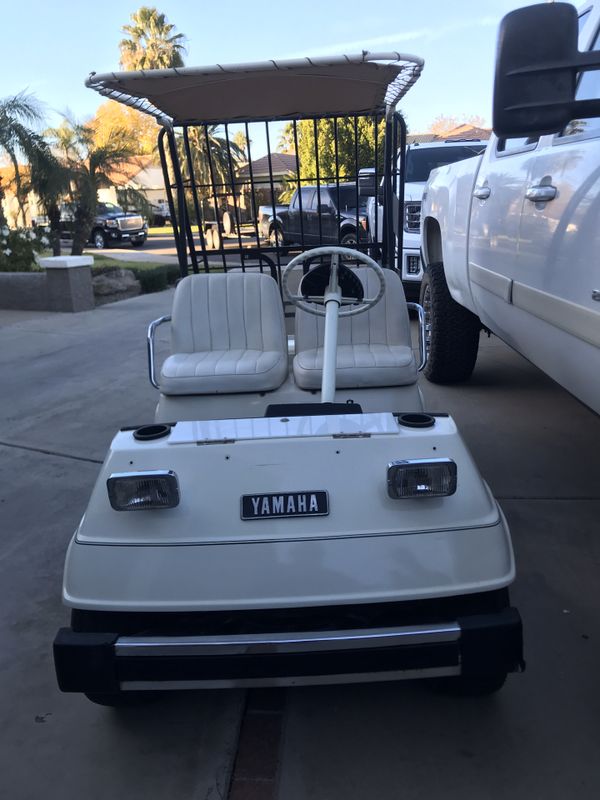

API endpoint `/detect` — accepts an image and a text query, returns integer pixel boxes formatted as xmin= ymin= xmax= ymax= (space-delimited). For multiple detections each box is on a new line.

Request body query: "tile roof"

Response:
xmin=238 ymin=152 xmax=296 ymax=177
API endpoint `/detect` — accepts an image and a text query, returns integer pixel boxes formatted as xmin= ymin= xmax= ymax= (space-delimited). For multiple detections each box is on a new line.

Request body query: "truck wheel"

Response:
xmin=92 ymin=230 xmax=107 ymax=249
xmin=428 ymin=672 xmax=507 ymax=697
xmin=269 ymin=224 xmax=284 ymax=247
xmin=340 ymin=230 xmax=358 ymax=248
xmin=85 ymin=691 xmax=158 ymax=707
xmin=420 ymin=262 xmax=480 ymax=383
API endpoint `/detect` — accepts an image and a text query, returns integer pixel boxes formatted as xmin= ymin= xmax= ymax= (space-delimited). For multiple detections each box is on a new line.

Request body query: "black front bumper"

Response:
xmin=54 ymin=592 xmax=524 ymax=693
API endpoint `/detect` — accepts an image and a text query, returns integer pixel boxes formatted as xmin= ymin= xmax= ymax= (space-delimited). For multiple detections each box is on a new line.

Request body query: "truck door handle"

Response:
xmin=473 ymin=186 xmax=491 ymax=200
xmin=525 ymin=184 xmax=557 ymax=202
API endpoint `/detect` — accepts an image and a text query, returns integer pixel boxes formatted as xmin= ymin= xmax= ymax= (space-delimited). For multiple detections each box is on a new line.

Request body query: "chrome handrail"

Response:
xmin=147 ymin=315 xmax=171 ymax=389
xmin=406 ymin=302 xmax=427 ymax=372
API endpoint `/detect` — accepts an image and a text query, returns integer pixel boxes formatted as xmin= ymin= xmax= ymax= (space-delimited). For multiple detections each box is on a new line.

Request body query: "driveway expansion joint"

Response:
xmin=0 ymin=440 xmax=102 ymax=465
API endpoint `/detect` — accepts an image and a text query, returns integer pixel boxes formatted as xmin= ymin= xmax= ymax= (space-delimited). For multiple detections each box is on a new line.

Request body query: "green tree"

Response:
xmin=0 ymin=92 xmax=44 ymax=226
xmin=48 ymin=118 xmax=138 ymax=255
xmin=178 ymin=126 xmax=244 ymax=218
xmin=26 ymin=136 xmax=72 ymax=256
xmin=279 ymin=117 xmax=385 ymax=184
xmin=119 ymin=7 xmax=187 ymax=70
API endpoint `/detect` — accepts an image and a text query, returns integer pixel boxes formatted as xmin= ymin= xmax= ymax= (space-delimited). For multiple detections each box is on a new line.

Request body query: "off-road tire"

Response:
xmin=420 ymin=261 xmax=480 ymax=383
xmin=269 ymin=223 xmax=285 ymax=247
xmin=428 ymin=672 xmax=507 ymax=697
xmin=340 ymin=229 xmax=358 ymax=248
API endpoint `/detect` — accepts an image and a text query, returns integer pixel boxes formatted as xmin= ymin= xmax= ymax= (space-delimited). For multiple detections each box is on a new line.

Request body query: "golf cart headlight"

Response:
xmin=106 ymin=219 xmax=119 ymax=228
xmin=107 ymin=470 xmax=179 ymax=510
xmin=387 ymin=459 xmax=457 ymax=499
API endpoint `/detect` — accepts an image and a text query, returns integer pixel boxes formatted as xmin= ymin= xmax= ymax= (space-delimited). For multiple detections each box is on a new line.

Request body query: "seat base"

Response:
xmin=293 ymin=344 xmax=417 ymax=390
xmin=160 ymin=349 xmax=288 ymax=395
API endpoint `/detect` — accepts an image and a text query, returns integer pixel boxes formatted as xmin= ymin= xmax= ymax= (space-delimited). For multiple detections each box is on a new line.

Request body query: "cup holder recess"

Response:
xmin=133 ymin=424 xmax=171 ymax=441
xmin=396 ymin=413 xmax=436 ymax=429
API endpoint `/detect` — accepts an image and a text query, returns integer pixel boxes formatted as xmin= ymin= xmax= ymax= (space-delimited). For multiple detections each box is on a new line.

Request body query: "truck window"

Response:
xmin=404 ymin=145 xmax=487 ymax=181
xmin=496 ymin=136 xmax=539 ymax=153
xmin=559 ymin=27 xmax=600 ymax=139
xmin=316 ymin=189 xmax=332 ymax=210
xmin=291 ymin=188 xmax=315 ymax=210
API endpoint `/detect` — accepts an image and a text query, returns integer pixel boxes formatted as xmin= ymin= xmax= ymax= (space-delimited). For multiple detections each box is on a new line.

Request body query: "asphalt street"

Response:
xmin=1 ymin=289 xmax=599 ymax=799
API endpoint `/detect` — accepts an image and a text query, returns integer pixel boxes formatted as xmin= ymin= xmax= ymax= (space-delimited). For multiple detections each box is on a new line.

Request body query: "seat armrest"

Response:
xmin=147 ymin=316 xmax=171 ymax=389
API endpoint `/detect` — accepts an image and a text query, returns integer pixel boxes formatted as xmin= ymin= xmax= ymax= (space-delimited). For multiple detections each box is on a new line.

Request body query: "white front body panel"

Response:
xmin=64 ymin=413 xmax=515 ymax=612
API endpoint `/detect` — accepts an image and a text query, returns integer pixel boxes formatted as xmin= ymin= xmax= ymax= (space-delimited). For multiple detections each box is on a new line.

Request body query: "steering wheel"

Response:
xmin=282 ymin=246 xmax=386 ymax=317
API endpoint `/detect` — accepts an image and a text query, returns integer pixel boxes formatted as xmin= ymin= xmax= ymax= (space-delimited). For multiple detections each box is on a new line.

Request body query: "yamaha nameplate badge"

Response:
xmin=241 ymin=491 xmax=329 ymax=520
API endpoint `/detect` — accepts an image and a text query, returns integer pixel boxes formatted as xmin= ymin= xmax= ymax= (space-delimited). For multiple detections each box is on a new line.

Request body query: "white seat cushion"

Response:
xmin=293 ymin=343 xmax=416 ymax=389
xmin=160 ymin=272 xmax=288 ymax=395
xmin=161 ymin=349 xmax=287 ymax=395
xmin=293 ymin=267 xmax=417 ymax=390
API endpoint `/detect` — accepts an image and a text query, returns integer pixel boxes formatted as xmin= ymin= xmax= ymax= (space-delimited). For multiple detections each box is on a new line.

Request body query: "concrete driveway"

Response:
xmin=1 ymin=292 xmax=599 ymax=799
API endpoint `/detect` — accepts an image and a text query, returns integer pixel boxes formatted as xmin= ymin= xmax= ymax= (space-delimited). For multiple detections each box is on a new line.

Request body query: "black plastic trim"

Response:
xmin=265 ymin=402 xmax=363 ymax=418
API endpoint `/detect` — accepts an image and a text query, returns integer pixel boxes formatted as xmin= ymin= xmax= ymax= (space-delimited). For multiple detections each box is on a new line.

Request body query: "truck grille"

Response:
xmin=118 ymin=215 xmax=143 ymax=231
xmin=404 ymin=202 xmax=421 ymax=233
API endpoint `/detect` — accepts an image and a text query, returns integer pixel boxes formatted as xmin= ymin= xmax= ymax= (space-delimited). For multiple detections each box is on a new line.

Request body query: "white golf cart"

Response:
xmin=54 ymin=53 xmax=523 ymax=705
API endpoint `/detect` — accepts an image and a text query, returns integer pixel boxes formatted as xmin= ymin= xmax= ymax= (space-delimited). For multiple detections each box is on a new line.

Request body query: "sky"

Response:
xmin=1 ymin=0 xmax=532 ymax=156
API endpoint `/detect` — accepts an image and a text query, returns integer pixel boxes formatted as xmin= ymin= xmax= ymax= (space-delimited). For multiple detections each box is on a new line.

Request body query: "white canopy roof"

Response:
xmin=86 ymin=52 xmax=424 ymax=127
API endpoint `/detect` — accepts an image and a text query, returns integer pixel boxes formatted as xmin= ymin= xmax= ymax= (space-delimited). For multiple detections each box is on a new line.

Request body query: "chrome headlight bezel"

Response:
xmin=107 ymin=470 xmax=180 ymax=511
xmin=387 ymin=458 xmax=457 ymax=499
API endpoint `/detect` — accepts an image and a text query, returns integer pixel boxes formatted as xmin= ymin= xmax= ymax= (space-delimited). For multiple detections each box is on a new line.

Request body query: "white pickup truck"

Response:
xmin=420 ymin=2 xmax=600 ymax=414
xmin=362 ymin=140 xmax=486 ymax=297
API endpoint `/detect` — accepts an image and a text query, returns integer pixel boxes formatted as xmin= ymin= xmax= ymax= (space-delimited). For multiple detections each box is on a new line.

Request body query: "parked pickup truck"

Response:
xmin=420 ymin=1 xmax=600 ymax=415
xmin=362 ymin=141 xmax=486 ymax=297
xmin=258 ymin=204 xmax=288 ymax=240
xmin=265 ymin=183 xmax=368 ymax=248
xmin=60 ymin=202 xmax=148 ymax=249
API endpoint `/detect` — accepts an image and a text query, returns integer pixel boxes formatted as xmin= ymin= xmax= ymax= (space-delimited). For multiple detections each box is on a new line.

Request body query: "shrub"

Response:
xmin=165 ymin=263 xmax=181 ymax=284
xmin=131 ymin=265 xmax=168 ymax=293
xmin=0 ymin=226 xmax=49 ymax=272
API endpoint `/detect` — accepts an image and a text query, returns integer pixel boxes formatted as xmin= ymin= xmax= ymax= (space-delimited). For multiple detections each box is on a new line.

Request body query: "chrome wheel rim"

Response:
xmin=422 ymin=282 xmax=432 ymax=357
xmin=94 ymin=233 xmax=105 ymax=249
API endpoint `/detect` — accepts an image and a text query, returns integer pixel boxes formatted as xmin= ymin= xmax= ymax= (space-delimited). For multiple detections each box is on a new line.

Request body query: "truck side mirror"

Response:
xmin=493 ymin=2 xmax=600 ymax=138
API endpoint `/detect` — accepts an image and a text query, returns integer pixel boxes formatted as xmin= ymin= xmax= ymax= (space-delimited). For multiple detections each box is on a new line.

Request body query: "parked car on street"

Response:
xmin=150 ymin=199 xmax=171 ymax=227
xmin=360 ymin=140 xmax=487 ymax=297
xmin=420 ymin=1 xmax=600 ymax=414
xmin=265 ymin=183 xmax=368 ymax=248
xmin=60 ymin=202 xmax=148 ymax=249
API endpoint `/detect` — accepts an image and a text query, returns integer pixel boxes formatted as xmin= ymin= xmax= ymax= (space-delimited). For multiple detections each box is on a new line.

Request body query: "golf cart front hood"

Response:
xmin=75 ymin=413 xmax=501 ymax=547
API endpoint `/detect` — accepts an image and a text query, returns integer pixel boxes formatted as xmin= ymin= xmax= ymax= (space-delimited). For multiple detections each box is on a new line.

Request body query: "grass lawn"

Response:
xmin=90 ymin=255 xmax=173 ymax=270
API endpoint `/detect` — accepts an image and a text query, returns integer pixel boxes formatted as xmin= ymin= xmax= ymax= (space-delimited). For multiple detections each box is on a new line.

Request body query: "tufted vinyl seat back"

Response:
xmin=293 ymin=267 xmax=417 ymax=390
xmin=160 ymin=272 xmax=288 ymax=395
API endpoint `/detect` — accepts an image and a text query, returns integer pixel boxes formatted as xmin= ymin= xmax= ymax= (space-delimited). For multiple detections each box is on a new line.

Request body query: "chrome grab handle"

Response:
xmin=473 ymin=186 xmax=491 ymax=200
xmin=147 ymin=315 xmax=171 ymax=390
xmin=525 ymin=184 xmax=557 ymax=202
xmin=406 ymin=302 xmax=427 ymax=372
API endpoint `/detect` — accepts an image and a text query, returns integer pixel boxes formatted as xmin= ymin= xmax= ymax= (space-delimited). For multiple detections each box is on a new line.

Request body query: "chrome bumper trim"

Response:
xmin=121 ymin=665 xmax=461 ymax=691
xmin=115 ymin=622 xmax=461 ymax=657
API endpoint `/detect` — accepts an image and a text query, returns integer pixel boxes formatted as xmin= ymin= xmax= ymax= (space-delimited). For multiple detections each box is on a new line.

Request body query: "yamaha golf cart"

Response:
xmin=54 ymin=53 xmax=523 ymax=705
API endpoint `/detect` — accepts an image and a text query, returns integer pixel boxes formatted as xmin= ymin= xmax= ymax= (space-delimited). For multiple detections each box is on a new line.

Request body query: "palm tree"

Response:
xmin=0 ymin=92 xmax=44 ymax=226
xmin=48 ymin=118 xmax=138 ymax=255
xmin=26 ymin=137 xmax=71 ymax=256
xmin=177 ymin=126 xmax=245 ymax=224
xmin=119 ymin=7 xmax=187 ymax=70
